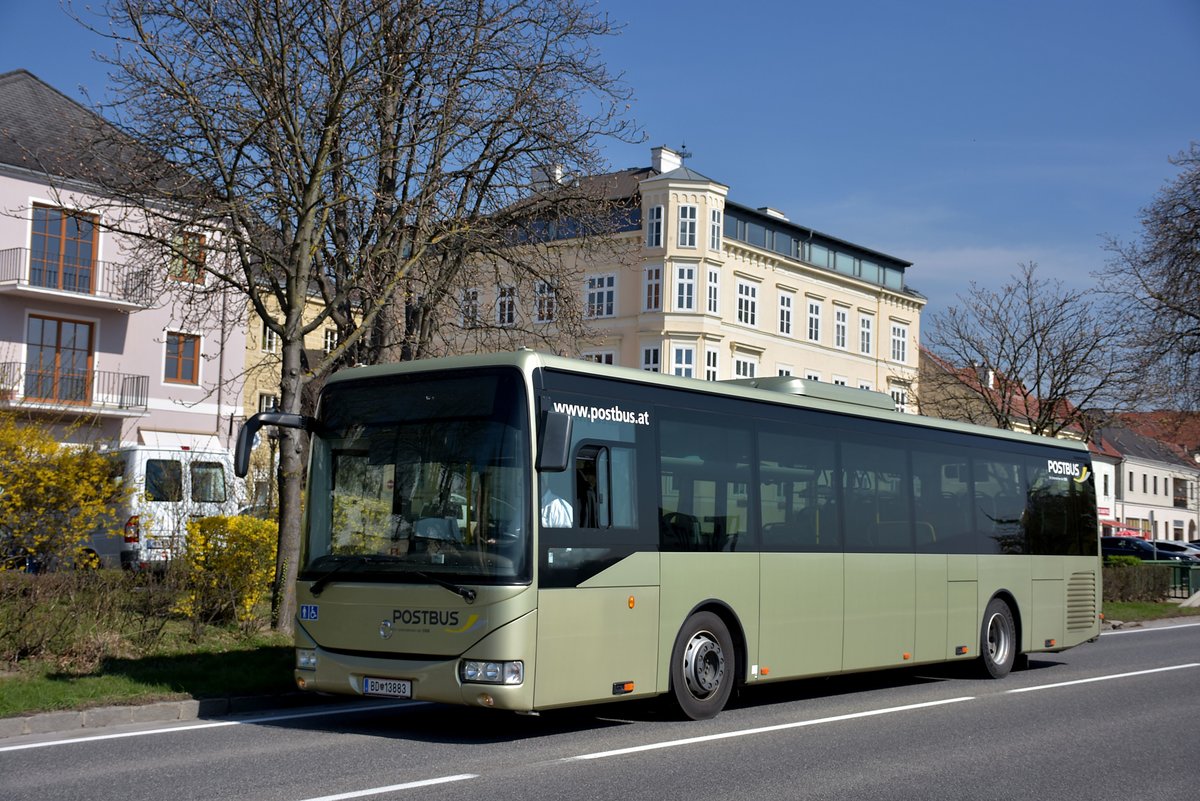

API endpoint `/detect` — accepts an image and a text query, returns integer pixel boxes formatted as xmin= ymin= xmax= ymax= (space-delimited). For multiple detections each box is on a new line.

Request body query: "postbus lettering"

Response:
xmin=392 ymin=609 xmax=460 ymax=627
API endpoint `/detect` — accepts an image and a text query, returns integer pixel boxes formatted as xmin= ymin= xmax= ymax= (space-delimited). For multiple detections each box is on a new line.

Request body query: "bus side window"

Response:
xmin=575 ymin=446 xmax=604 ymax=528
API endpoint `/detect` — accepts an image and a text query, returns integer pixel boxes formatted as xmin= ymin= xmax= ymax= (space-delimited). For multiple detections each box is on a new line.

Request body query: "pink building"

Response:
xmin=0 ymin=70 xmax=245 ymax=451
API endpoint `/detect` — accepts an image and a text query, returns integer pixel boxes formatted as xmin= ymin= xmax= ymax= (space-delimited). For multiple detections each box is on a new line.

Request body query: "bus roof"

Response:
xmin=322 ymin=349 xmax=1090 ymax=455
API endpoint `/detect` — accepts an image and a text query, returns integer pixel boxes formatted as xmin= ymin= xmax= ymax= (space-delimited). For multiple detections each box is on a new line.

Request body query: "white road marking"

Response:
xmin=0 ymin=701 xmax=424 ymax=753
xmin=566 ymin=696 xmax=977 ymax=761
xmin=1006 ymin=662 xmax=1200 ymax=693
xmin=1100 ymin=621 xmax=1200 ymax=635
xmin=294 ymin=774 xmax=477 ymax=801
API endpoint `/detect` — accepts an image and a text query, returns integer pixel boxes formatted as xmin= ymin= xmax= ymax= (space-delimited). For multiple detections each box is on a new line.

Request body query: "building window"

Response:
xmin=323 ymin=328 xmax=338 ymax=355
xmin=164 ymin=331 xmax=200 ymax=385
xmin=170 ymin=231 xmax=206 ymax=284
xmin=805 ymin=371 xmax=821 ymax=382
xmin=707 ymin=268 xmax=720 ymax=314
xmin=709 ymin=208 xmax=722 ymax=251
xmin=890 ymin=386 xmax=908 ymax=414
xmin=643 ymin=265 xmax=662 ymax=311
xmin=261 ymin=321 xmax=279 ymax=354
xmin=705 ymin=347 xmax=719 ymax=381
xmin=462 ymin=288 xmax=481 ymax=328
xmin=860 ymin=314 xmax=874 ymax=355
xmin=675 ymin=265 xmax=696 ymax=311
xmin=833 ymin=376 xmax=848 ymax=386
xmin=777 ymin=364 xmax=793 ymax=376
xmin=834 ymin=308 xmax=848 ymax=349
xmin=642 ymin=346 xmax=660 ymax=372
xmin=859 ymin=381 xmax=873 ymax=391
xmin=582 ymin=350 xmax=615 ymax=365
xmin=891 ymin=322 xmax=908 ymax=363
xmin=646 ymin=205 xmax=663 ymax=248
xmin=258 ymin=393 xmax=279 ymax=413
xmin=673 ymin=345 xmax=695 ymax=377
xmin=778 ymin=291 xmax=793 ymax=335
xmin=30 ymin=204 xmax=97 ymax=294
xmin=586 ymin=274 xmax=616 ymax=318
xmin=534 ymin=281 xmax=557 ymax=323
xmin=734 ymin=355 xmax=757 ymax=378
xmin=736 ymin=281 xmax=758 ymax=326
xmin=807 ymin=300 xmax=822 ymax=342
xmin=24 ymin=315 xmax=94 ymax=403
xmin=497 ymin=285 xmax=516 ymax=326
xmin=679 ymin=205 xmax=697 ymax=248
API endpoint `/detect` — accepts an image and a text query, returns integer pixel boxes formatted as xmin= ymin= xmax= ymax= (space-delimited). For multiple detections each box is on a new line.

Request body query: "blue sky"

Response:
xmin=3 ymin=0 xmax=1197 ymax=315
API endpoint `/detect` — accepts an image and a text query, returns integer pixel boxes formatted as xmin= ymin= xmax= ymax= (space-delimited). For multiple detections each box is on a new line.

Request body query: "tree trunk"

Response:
xmin=271 ymin=338 xmax=306 ymax=636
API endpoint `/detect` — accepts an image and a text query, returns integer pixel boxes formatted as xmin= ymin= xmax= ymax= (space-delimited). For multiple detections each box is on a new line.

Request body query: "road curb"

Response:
xmin=0 ymin=693 xmax=321 ymax=740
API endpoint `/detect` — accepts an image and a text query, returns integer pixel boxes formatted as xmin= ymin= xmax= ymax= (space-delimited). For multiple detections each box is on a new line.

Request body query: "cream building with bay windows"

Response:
xmin=563 ymin=146 xmax=924 ymax=409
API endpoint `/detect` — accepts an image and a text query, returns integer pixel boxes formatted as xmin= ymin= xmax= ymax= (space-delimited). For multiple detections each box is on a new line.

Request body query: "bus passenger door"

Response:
xmin=535 ymin=573 xmax=660 ymax=708
xmin=534 ymin=442 xmax=660 ymax=708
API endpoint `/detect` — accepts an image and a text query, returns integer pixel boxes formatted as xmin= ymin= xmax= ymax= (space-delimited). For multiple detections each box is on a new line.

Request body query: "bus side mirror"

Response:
xmin=234 ymin=411 xmax=317 ymax=478
xmin=536 ymin=410 xmax=572 ymax=472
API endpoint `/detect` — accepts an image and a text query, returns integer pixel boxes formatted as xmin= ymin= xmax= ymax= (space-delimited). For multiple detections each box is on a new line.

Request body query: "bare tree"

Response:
xmin=72 ymin=0 xmax=636 ymax=632
xmin=1104 ymin=143 xmax=1200 ymax=411
xmin=919 ymin=263 xmax=1135 ymax=438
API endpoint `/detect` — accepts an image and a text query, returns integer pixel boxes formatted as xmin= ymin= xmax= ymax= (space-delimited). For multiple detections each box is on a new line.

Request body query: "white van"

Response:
xmin=86 ymin=446 xmax=244 ymax=571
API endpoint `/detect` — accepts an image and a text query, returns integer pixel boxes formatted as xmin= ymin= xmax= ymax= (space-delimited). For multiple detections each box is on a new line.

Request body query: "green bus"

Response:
xmin=235 ymin=350 xmax=1100 ymax=720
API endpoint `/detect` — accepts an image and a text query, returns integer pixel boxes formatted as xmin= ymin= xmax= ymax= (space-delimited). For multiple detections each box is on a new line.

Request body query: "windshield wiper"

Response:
xmin=308 ymin=555 xmax=365 ymax=597
xmin=414 ymin=571 xmax=477 ymax=604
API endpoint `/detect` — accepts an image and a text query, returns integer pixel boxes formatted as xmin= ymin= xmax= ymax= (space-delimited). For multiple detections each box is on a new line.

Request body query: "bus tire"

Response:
xmin=978 ymin=597 xmax=1016 ymax=679
xmin=669 ymin=611 xmax=735 ymax=720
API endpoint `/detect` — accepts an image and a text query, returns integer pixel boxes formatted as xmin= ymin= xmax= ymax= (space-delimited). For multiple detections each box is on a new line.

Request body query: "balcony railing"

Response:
xmin=0 ymin=247 xmax=155 ymax=307
xmin=0 ymin=362 xmax=149 ymax=414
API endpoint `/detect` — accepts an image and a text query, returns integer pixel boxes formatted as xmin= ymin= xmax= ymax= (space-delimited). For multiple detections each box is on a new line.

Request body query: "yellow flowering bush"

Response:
xmin=180 ymin=515 xmax=278 ymax=631
xmin=0 ymin=413 xmax=127 ymax=570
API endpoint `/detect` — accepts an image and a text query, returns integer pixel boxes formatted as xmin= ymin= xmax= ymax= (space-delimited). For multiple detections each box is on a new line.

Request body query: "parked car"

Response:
xmin=1148 ymin=540 xmax=1200 ymax=563
xmin=1102 ymin=536 xmax=1199 ymax=562
xmin=85 ymin=446 xmax=244 ymax=571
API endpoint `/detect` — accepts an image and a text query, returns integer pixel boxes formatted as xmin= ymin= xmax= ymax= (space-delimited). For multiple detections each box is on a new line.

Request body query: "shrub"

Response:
xmin=0 ymin=569 xmax=175 ymax=668
xmin=180 ymin=515 xmax=278 ymax=633
xmin=1103 ymin=560 xmax=1171 ymax=602
xmin=0 ymin=413 xmax=128 ymax=569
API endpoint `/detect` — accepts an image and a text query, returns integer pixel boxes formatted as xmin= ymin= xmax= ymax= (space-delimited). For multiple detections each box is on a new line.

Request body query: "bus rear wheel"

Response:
xmin=669 ymin=611 xmax=735 ymax=720
xmin=978 ymin=597 xmax=1017 ymax=679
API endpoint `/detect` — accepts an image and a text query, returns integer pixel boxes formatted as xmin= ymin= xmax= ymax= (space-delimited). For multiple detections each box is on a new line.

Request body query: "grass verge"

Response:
xmin=0 ymin=628 xmax=295 ymax=719
xmin=1102 ymin=600 xmax=1200 ymax=624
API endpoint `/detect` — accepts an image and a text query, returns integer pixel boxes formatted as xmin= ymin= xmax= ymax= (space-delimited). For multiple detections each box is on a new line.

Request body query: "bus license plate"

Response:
xmin=363 ymin=677 xmax=412 ymax=698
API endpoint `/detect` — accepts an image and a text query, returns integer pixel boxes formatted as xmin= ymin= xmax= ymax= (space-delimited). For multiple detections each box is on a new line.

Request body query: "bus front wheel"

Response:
xmin=669 ymin=611 xmax=735 ymax=720
xmin=978 ymin=597 xmax=1017 ymax=679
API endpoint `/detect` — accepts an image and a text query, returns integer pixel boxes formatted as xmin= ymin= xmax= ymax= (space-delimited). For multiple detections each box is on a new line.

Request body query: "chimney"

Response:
xmin=651 ymin=146 xmax=682 ymax=173
xmin=531 ymin=164 xmax=564 ymax=190
xmin=758 ymin=207 xmax=789 ymax=221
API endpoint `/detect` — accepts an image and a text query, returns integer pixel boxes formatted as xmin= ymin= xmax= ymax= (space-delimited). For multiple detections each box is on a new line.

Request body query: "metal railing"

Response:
xmin=0 ymin=362 xmax=149 ymax=413
xmin=0 ymin=247 xmax=155 ymax=307
xmin=1160 ymin=562 xmax=1200 ymax=600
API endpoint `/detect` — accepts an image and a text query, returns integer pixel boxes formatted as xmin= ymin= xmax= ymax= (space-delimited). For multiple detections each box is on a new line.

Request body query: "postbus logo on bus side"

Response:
xmin=1047 ymin=459 xmax=1089 ymax=483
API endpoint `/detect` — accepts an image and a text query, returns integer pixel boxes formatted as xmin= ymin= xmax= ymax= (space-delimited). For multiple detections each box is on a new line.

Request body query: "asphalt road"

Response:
xmin=3 ymin=621 xmax=1198 ymax=801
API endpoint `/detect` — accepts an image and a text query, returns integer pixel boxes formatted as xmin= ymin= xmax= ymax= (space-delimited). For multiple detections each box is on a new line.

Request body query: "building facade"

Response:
xmin=463 ymin=146 xmax=925 ymax=408
xmin=1100 ymin=424 xmax=1200 ymax=542
xmin=0 ymin=70 xmax=246 ymax=452
xmin=583 ymin=147 xmax=922 ymax=407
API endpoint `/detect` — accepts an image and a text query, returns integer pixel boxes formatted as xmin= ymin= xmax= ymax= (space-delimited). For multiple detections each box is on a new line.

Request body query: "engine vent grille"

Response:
xmin=1067 ymin=571 xmax=1098 ymax=631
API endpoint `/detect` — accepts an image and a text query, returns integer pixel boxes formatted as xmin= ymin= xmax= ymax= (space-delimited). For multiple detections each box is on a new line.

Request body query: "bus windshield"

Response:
xmin=303 ymin=369 xmax=531 ymax=584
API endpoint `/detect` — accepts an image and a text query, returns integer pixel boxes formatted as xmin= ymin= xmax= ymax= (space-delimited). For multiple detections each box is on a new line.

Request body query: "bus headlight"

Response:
xmin=459 ymin=660 xmax=523 ymax=685
xmin=296 ymin=648 xmax=318 ymax=670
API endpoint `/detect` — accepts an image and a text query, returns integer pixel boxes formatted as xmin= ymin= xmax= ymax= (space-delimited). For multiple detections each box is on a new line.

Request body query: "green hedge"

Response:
xmin=1103 ymin=561 xmax=1172 ymax=602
